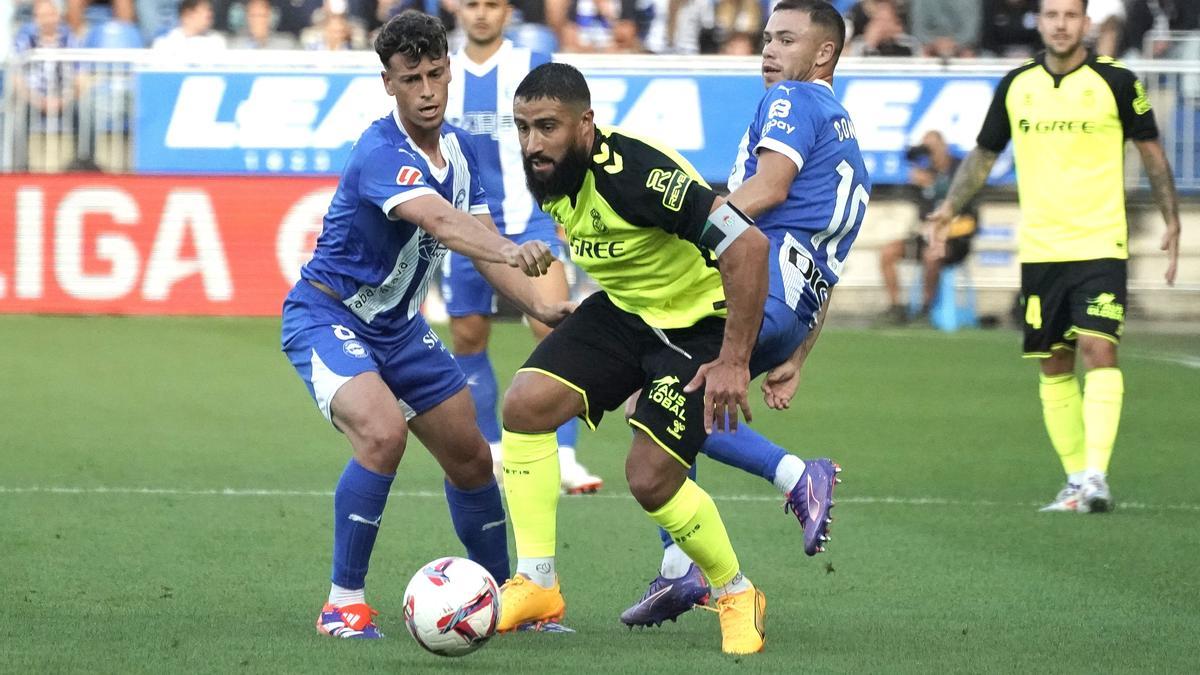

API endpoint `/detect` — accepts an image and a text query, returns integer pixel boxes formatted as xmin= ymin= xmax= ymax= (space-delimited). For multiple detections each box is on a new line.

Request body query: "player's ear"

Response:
xmin=381 ymin=70 xmax=395 ymax=97
xmin=815 ymin=39 xmax=835 ymax=68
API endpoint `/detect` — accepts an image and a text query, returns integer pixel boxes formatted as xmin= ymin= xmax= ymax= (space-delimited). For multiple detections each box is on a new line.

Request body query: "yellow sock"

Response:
xmin=646 ymin=479 xmax=740 ymax=587
xmin=1083 ymin=368 xmax=1124 ymax=475
xmin=501 ymin=429 xmax=560 ymax=559
xmin=1039 ymin=373 xmax=1087 ymax=477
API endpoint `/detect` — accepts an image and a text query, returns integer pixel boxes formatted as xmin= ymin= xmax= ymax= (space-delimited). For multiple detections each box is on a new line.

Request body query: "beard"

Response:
xmin=523 ymin=142 xmax=591 ymax=205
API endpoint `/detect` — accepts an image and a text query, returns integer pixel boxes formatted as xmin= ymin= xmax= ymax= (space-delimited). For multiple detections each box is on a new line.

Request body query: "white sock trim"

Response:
xmin=711 ymin=572 xmax=752 ymax=599
xmin=328 ymin=583 xmax=366 ymax=606
xmin=659 ymin=543 xmax=693 ymax=579
xmin=516 ymin=557 xmax=556 ymax=588
xmin=773 ymin=455 xmax=807 ymax=495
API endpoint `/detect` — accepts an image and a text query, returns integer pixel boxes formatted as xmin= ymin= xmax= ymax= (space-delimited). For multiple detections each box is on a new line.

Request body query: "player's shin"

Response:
xmin=501 ymin=429 xmax=560 ymax=586
xmin=700 ymin=425 xmax=796 ymax=492
xmin=456 ymin=351 xmax=502 ymax=444
xmin=444 ymin=478 xmax=510 ymax=584
xmin=656 ymin=463 xmax=697 ymax=578
xmin=1083 ymin=368 xmax=1124 ymax=475
xmin=1039 ymin=373 xmax=1087 ymax=481
xmin=646 ymin=478 xmax=744 ymax=593
xmin=331 ymin=459 xmax=395 ymax=597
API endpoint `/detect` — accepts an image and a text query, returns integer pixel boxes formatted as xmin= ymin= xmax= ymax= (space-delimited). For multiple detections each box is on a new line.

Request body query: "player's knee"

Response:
xmin=501 ymin=374 xmax=569 ymax=432
xmin=443 ymin=438 xmax=494 ymax=490
xmin=351 ymin=421 xmax=409 ymax=473
xmin=1080 ymin=338 xmax=1118 ymax=369
xmin=624 ymin=449 xmax=683 ymax=511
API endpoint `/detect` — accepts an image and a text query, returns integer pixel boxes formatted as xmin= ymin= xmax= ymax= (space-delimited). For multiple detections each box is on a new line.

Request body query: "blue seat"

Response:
xmin=909 ymin=265 xmax=978 ymax=332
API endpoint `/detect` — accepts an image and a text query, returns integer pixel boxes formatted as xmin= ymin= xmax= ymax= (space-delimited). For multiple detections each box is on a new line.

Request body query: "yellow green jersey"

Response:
xmin=977 ymin=53 xmax=1159 ymax=263
xmin=540 ymin=126 xmax=726 ymax=329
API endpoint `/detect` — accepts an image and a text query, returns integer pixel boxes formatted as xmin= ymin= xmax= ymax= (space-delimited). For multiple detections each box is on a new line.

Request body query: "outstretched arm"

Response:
xmin=393 ymin=195 xmax=553 ymax=276
xmin=1134 ymin=138 xmax=1182 ymax=285
xmin=470 ymin=214 xmax=573 ymax=327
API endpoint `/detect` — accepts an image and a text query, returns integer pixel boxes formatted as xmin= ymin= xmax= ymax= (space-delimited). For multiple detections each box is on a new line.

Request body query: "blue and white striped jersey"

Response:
xmin=300 ymin=109 xmax=489 ymax=329
xmin=446 ymin=40 xmax=556 ymax=237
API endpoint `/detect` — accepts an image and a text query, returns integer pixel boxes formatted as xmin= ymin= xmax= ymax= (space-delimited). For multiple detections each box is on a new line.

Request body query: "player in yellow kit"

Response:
xmin=929 ymin=0 xmax=1182 ymax=513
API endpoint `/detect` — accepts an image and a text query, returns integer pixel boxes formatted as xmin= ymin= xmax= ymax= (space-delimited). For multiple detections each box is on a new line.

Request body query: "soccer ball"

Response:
xmin=402 ymin=556 xmax=501 ymax=657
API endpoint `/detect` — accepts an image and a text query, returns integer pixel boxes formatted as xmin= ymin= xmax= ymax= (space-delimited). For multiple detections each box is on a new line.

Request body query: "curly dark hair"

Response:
xmin=374 ymin=10 xmax=448 ymax=68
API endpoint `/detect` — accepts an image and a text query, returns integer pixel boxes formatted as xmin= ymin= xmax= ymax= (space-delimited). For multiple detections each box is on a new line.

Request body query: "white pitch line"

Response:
xmin=1 ymin=485 xmax=1199 ymax=512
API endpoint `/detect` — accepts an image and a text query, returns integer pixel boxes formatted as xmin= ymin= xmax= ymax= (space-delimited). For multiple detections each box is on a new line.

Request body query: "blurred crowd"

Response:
xmin=2 ymin=0 xmax=1198 ymax=62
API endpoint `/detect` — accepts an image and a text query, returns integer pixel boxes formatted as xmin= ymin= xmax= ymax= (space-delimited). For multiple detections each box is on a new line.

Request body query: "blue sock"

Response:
xmin=332 ymin=458 xmax=394 ymax=589
xmin=657 ymin=463 xmax=698 ymax=548
xmin=456 ymin=351 xmax=501 ymax=444
xmin=700 ymin=424 xmax=786 ymax=482
xmin=556 ymin=416 xmax=579 ymax=450
xmin=444 ymin=478 xmax=510 ymax=584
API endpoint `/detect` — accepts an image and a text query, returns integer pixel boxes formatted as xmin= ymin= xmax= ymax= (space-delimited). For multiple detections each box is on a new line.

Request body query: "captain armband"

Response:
xmin=699 ymin=201 xmax=754 ymax=257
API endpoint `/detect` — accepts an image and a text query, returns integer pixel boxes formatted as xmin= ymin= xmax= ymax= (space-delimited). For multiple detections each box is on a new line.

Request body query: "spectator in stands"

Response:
xmin=301 ymin=0 xmax=369 ymax=49
xmin=136 ymin=0 xmax=177 ymax=43
xmin=64 ymin=0 xmax=92 ymax=40
xmin=878 ymin=130 xmax=977 ymax=325
xmin=1122 ymin=0 xmax=1199 ymax=58
xmin=228 ymin=0 xmax=298 ymax=48
xmin=909 ymin=0 xmax=979 ymax=57
xmin=980 ymin=0 xmax=1039 ymax=57
xmin=1086 ymin=0 xmax=1123 ymax=56
xmin=713 ymin=0 xmax=760 ymax=54
xmin=152 ymin=0 xmax=227 ymax=50
xmin=84 ymin=0 xmax=145 ymax=48
xmin=640 ymin=0 xmax=711 ymax=54
xmin=846 ymin=0 xmax=919 ymax=56
xmin=845 ymin=0 xmax=908 ymax=40
xmin=13 ymin=0 xmax=82 ymax=171
xmin=557 ymin=0 xmax=641 ymax=52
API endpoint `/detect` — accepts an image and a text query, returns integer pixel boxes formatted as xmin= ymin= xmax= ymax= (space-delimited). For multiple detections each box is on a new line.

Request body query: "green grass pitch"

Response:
xmin=1 ymin=315 xmax=1198 ymax=673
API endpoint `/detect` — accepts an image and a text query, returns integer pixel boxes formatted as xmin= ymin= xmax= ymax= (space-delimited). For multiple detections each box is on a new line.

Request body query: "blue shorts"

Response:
xmin=281 ymin=281 xmax=467 ymax=424
xmin=440 ymin=227 xmax=566 ymax=317
xmin=748 ymin=235 xmax=822 ymax=376
xmin=750 ymin=296 xmax=811 ymax=377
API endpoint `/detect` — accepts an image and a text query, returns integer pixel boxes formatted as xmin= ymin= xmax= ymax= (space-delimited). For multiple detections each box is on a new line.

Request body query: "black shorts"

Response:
xmin=905 ymin=234 xmax=972 ymax=266
xmin=1020 ymin=258 xmax=1127 ymax=357
xmin=519 ymin=292 xmax=724 ymax=466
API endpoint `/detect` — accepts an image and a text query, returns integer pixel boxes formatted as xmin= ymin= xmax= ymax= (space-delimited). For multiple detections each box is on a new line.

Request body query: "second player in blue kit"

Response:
xmin=622 ymin=0 xmax=871 ymax=628
xmin=442 ymin=0 xmax=602 ymax=494
xmin=280 ymin=12 xmax=571 ymax=640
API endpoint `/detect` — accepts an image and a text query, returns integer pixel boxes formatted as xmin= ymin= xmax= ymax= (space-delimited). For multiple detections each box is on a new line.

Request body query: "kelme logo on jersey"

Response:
xmin=1017 ymin=119 xmax=1097 ymax=134
xmin=1086 ymin=293 xmax=1125 ymax=322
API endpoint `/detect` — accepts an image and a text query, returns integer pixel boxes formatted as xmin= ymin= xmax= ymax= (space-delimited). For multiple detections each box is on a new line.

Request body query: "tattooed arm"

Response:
xmin=925 ymin=146 xmax=997 ymax=237
xmin=1134 ymin=138 xmax=1182 ymax=285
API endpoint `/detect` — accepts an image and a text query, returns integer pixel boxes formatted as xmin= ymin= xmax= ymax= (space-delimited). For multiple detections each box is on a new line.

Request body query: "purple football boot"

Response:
xmin=784 ymin=458 xmax=841 ymax=556
xmin=620 ymin=564 xmax=711 ymax=628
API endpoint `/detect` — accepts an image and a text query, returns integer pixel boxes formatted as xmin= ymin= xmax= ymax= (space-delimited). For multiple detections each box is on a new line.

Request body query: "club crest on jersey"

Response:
xmin=342 ymin=340 xmax=369 ymax=359
xmin=418 ymin=232 xmax=448 ymax=262
xmin=397 ymin=166 xmax=424 ymax=186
